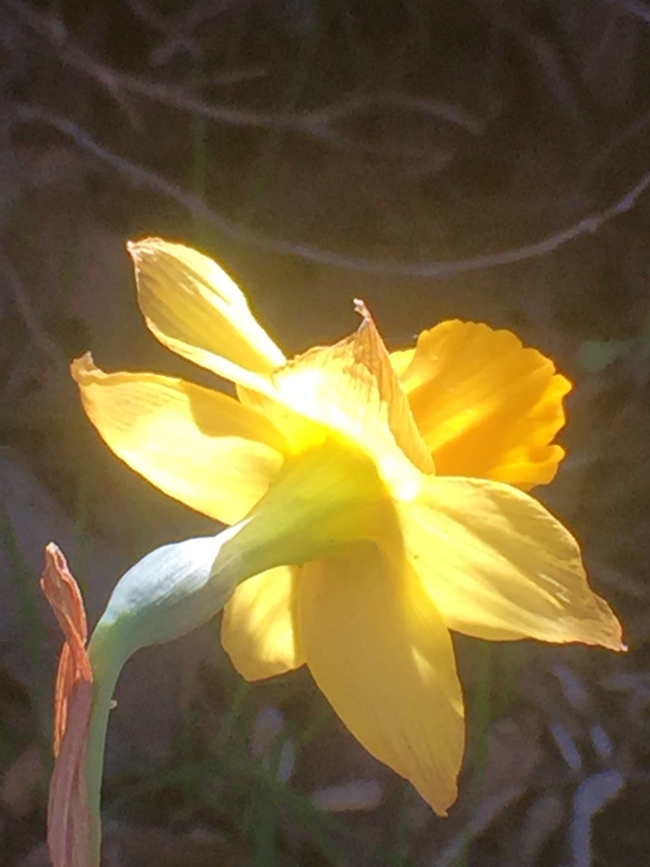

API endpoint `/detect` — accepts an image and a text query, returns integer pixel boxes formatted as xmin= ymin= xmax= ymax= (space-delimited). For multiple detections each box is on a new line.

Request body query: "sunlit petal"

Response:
xmin=401 ymin=476 xmax=624 ymax=649
xmin=128 ymin=238 xmax=285 ymax=392
xmin=72 ymin=355 xmax=285 ymax=524
xmin=296 ymin=544 xmax=465 ymax=815
xmin=389 ymin=347 xmax=415 ymax=377
xmin=398 ymin=321 xmax=571 ymax=488
xmin=273 ymin=302 xmax=433 ymax=499
xmin=221 ymin=565 xmax=305 ymax=679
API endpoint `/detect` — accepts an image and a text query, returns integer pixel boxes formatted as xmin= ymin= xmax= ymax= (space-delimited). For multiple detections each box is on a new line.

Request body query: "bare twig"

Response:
xmin=492 ymin=6 xmax=593 ymax=143
xmin=605 ymin=0 xmax=650 ymax=27
xmin=575 ymin=106 xmax=650 ymax=194
xmin=0 ymin=248 xmax=64 ymax=364
xmin=14 ymin=103 xmax=650 ymax=277
xmin=124 ymin=0 xmax=203 ymax=63
xmin=427 ymin=785 xmax=526 ymax=867
xmin=570 ymin=771 xmax=625 ymax=867
xmin=126 ymin=0 xmax=253 ymax=68
xmin=4 ymin=0 xmax=480 ymax=140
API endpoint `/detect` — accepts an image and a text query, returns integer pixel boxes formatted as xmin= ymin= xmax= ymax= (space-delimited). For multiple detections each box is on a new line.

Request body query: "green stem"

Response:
xmin=86 ymin=627 xmax=127 ymax=865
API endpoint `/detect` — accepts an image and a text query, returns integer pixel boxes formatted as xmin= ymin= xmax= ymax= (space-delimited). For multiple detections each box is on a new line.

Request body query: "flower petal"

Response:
xmin=72 ymin=355 xmax=285 ymax=524
xmin=389 ymin=347 xmax=415 ymax=377
xmin=401 ymin=476 xmax=624 ymax=649
xmin=273 ymin=301 xmax=433 ymax=500
xmin=221 ymin=565 xmax=305 ymax=679
xmin=296 ymin=544 xmax=465 ymax=815
xmin=398 ymin=321 xmax=571 ymax=488
xmin=128 ymin=238 xmax=286 ymax=392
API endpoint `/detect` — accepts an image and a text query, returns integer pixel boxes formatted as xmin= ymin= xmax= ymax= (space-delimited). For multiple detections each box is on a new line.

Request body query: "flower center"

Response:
xmin=225 ymin=433 xmax=404 ymax=576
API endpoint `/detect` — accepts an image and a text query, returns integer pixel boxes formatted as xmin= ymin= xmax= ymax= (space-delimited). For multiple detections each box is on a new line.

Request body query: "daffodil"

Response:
xmin=71 ymin=238 xmax=624 ymax=816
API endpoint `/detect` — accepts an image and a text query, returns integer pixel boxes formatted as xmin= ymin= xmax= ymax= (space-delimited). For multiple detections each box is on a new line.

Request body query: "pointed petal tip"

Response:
xmin=569 ymin=630 xmax=626 ymax=654
xmin=412 ymin=770 xmax=459 ymax=816
xmin=126 ymin=236 xmax=166 ymax=261
xmin=588 ymin=633 xmax=626 ymax=654
xmin=70 ymin=352 xmax=98 ymax=383
xmin=590 ymin=596 xmax=626 ymax=653
xmin=353 ymin=298 xmax=371 ymax=321
xmin=298 ymin=553 xmax=464 ymax=821
xmin=431 ymin=792 xmax=455 ymax=818
xmin=602 ymin=629 xmax=627 ymax=654
xmin=404 ymin=477 xmax=626 ymax=650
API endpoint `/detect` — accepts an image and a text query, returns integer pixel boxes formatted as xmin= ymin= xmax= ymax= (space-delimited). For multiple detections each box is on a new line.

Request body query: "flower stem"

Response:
xmin=85 ymin=625 xmax=126 ymax=865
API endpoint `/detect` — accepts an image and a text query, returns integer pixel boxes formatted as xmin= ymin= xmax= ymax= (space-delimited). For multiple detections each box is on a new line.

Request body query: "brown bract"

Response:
xmin=41 ymin=543 xmax=93 ymax=867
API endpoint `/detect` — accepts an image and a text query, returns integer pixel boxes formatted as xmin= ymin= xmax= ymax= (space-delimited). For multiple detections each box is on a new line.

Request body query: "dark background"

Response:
xmin=1 ymin=1 xmax=650 ymax=864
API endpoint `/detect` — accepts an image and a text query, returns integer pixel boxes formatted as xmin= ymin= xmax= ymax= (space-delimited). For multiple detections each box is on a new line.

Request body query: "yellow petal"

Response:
xmin=128 ymin=238 xmax=285 ymax=392
xmin=398 ymin=321 xmax=571 ymax=489
xmin=71 ymin=355 xmax=285 ymax=524
xmin=219 ymin=438 xmax=396 ymax=678
xmin=401 ymin=476 xmax=624 ymax=649
xmin=389 ymin=347 xmax=415 ymax=377
xmin=273 ymin=301 xmax=433 ymax=500
xmin=221 ymin=565 xmax=305 ymax=679
xmin=296 ymin=544 xmax=465 ymax=815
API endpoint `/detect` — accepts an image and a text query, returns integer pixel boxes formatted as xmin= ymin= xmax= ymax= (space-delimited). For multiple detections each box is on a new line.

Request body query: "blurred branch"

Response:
xmin=0 ymin=248 xmax=64 ymax=364
xmin=14 ymin=103 xmax=650 ymax=277
xmin=124 ymin=0 xmax=204 ymax=64
xmin=492 ymin=6 xmax=593 ymax=142
xmin=3 ymin=0 xmax=480 ymax=141
xmin=605 ymin=0 xmax=650 ymax=27
xmin=426 ymin=785 xmax=526 ymax=867
xmin=575 ymin=107 xmax=650 ymax=194
xmin=125 ymin=0 xmax=252 ymax=67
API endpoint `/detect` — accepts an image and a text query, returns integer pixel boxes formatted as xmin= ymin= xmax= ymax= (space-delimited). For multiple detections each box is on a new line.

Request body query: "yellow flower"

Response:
xmin=71 ymin=238 xmax=623 ymax=815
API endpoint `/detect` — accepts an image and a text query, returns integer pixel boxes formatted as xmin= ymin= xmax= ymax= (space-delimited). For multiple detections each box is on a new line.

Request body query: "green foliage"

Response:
xmin=578 ymin=338 xmax=637 ymax=372
xmin=578 ymin=312 xmax=650 ymax=373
